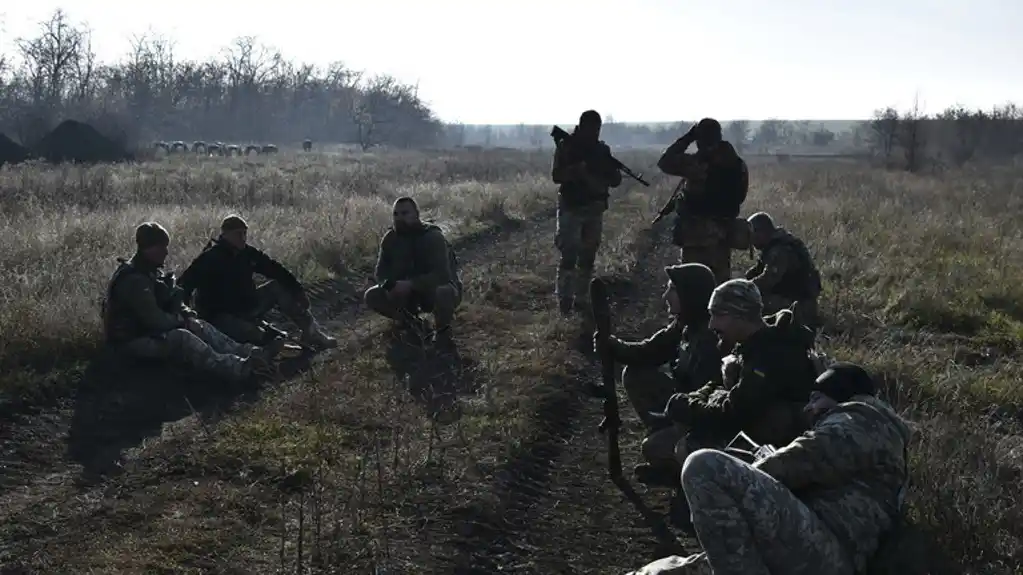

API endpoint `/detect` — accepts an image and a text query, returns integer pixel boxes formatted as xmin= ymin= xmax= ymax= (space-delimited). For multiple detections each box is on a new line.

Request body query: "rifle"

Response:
xmin=590 ymin=277 xmax=622 ymax=479
xmin=551 ymin=125 xmax=651 ymax=187
xmin=651 ymin=178 xmax=685 ymax=225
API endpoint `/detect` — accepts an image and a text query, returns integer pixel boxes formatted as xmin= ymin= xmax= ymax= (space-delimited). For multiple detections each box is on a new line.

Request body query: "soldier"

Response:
xmin=625 ymin=362 xmax=911 ymax=575
xmin=178 ymin=215 xmax=337 ymax=350
xmin=102 ymin=222 xmax=280 ymax=384
xmin=593 ymin=263 xmax=722 ymax=483
xmin=656 ymin=118 xmax=749 ymax=284
xmin=551 ymin=110 xmax=623 ymax=314
xmin=745 ymin=211 xmax=823 ymax=331
xmin=364 ymin=197 xmax=463 ymax=347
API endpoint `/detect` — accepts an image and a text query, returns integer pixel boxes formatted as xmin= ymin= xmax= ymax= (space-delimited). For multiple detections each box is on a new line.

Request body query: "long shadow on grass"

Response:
xmin=383 ymin=332 xmax=482 ymax=423
xmin=65 ymin=347 xmax=324 ymax=484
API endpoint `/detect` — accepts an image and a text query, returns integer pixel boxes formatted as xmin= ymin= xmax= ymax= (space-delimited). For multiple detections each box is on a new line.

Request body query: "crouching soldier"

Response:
xmin=364 ymin=197 xmax=463 ymax=348
xmin=625 ymin=362 xmax=911 ymax=575
xmin=746 ymin=211 xmax=823 ymax=332
xmin=593 ymin=263 xmax=722 ymax=484
xmin=102 ymin=222 xmax=280 ymax=384
xmin=178 ymin=214 xmax=337 ymax=350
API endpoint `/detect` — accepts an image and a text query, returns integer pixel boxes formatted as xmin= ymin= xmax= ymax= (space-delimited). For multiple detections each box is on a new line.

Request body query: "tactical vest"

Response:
xmin=101 ymin=258 xmax=179 ymax=344
xmin=760 ymin=234 xmax=822 ymax=300
xmin=556 ymin=139 xmax=611 ymax=209
xmin=413 ymin=224 xmax=463 ymax=292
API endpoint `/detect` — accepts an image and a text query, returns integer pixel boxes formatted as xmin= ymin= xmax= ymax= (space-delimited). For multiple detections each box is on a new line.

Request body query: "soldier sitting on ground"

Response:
xmin=364 ymin=197 xmax=463 ymax=348
xmin=101 ymin=222 xmax=280 ymax=384
xmin=646 ymin=279 xmax=819 ymax=525
xmin=626 ymin=362 xmax=911 ymax=575
xmin=177 ymin=214 xmax=337 ymax=350
xmin=745 ymin=211 xmax=823 ymax=331
xmin=593 ymin=263 xmax=723 ymax=483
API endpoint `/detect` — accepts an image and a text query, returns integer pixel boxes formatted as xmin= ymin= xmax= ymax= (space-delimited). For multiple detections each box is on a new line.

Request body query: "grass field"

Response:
xmin=0 ymin=148 xmax=1021 ymax=574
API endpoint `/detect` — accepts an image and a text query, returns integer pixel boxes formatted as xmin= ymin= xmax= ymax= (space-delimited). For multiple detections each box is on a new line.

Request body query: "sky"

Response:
xmin=1 ymin=0 xmax=1020 ymax=125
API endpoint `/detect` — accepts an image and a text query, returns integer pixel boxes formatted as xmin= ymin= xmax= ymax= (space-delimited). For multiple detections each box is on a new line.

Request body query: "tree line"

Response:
xmin=863 ymin=100 xmax=1023 ymax=171
xmin=0 ymin=9 xmax=442 ymax=150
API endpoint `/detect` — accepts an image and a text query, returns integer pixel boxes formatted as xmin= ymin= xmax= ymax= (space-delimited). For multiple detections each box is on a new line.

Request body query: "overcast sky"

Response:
xmin=1 ymin=0 xmax=1020 ymax=124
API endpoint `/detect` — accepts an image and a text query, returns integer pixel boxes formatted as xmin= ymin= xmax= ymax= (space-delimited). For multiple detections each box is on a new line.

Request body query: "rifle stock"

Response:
xmin=551 ymin=125 xmax=651 ymax=187
xmin=590 ymin=277 xmax=622 ymax=479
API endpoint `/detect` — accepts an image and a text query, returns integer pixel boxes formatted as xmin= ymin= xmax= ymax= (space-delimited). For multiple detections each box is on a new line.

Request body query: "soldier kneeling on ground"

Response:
xmin=626 ymin=362 xmax=911 ymax=575
xmin=177 ymin=215 xmax=337 ymax=350
xmin=102 ymin=222 xmax=281 ymax=384
xmin=364 ymin=197 xmax=463 ymax=348
xmin=647 ymin=279 xmax=820 ymax=522
xmin=592 ymin=263 xmax=723 ymax=483
xmin=745 ymin=211 xmax=823 ymax=332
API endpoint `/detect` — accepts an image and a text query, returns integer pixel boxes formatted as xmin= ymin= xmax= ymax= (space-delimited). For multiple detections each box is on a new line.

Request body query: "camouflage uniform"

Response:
xmin=365 ymin=221 xmax=463 ymax=331
xmin=654 ymin=281 xmax=819 ymax=466
xmin=657 ymin=126 xmax=749 ymax=285
xmin=103 ymin=253 xmax=265 ymax=383
xmin=746 ymin=227 xmax=823 ymax=330
xmin=551 ymin=131 xmax=623 ymax=312
xmin=625 ymin=390 xmax=911 ymax=575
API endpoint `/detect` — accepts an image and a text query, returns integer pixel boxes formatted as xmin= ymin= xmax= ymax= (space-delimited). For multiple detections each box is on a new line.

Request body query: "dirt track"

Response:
xmin=0 ymin=204 xmax=701 ymax=573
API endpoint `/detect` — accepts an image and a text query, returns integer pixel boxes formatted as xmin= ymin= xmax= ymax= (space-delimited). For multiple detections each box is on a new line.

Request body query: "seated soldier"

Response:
xmin=625 ymin=362 xmax=911 ymax=575
xmin=178 ymin=214 xmax=337 ymax=350
xmin=364 ymin=197 xmax=463 ymax=347
xmin=594 ymin=263 xmax=722 ymax=483
xmin=102 ymin=222 xmax=280 ymax=384
xmin=649 ymin=279 xmax=819 ymax=483
xmin=745 ymin=211 xmax=823 ymax=331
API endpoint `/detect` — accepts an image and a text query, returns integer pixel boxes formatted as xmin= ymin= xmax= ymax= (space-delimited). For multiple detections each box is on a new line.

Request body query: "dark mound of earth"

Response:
xmin=33 ymin=120 xmax=133 ymax=164
xmin=0 ymin=132 xmax=32 ymax=167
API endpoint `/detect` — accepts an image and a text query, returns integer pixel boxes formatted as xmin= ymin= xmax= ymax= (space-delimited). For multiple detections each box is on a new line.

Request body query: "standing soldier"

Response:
xmin=551 ymin=110 xmax=623 ymax=314
xmin=656 ymin=118 xmax=750 ymax=284
xmin=745 ymin=212 xmax=823 ymax=332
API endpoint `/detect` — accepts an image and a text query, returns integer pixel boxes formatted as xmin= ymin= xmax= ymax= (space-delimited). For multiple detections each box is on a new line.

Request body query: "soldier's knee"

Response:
xmin=680 ymin=448 xmax=723 ymax=484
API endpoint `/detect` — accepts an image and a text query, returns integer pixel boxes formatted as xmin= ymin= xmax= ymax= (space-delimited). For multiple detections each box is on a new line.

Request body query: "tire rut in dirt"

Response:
xmin=432 ymin=225 xmax=682 ymax=575
xmin=0 ymin=211 xmax=556 ymax=507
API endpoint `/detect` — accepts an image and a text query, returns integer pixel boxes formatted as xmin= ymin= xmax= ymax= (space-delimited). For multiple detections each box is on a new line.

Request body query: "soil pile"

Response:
xmin=0 ymin=132 xmax=31 ymax=167
xmin=33 ymin=120 xmax=133 ymax=164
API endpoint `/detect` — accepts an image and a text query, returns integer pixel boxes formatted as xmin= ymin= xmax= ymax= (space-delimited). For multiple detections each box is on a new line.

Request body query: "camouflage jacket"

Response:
xmin=657 ymin=139 xmax=748 ymax=219
xmin=683 ymin=311 xmax=818 ymax=445
xmin=755 ymin=394 xmax=912 ymax=574
xmin=375 ymin=222 xmax=461 ymax=294
xmin=746 ymin=228 xmax=822 ymax=301
xmin=551 ymin=136 xmax=622 ymax=210
xmin=608 ymin=319 xmax=723 ymax=393
xmin=102 ymin=254 xmax=193 ymax=344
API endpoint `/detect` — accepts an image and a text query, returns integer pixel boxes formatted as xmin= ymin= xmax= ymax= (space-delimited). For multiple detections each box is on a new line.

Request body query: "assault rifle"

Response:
xmin=652 ymin=178 xmax=685 ymax=225
xmin=550 ymin=125 xmax=651 ymax=187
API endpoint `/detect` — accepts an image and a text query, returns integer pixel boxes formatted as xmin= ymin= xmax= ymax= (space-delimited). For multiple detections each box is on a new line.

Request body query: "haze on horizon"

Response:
xmin=2 ymin=0 xmax=1020 ymax=126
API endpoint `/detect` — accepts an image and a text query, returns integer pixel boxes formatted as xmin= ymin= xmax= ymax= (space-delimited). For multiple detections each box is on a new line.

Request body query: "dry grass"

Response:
xmin=1 ymin=150 xmax=1022 ymax=573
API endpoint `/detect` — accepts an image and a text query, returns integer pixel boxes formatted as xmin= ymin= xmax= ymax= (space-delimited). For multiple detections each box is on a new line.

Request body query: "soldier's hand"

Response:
xmin=184 ymin=316 xmax=202 ymax=334
xmin=664 ymin=392 xmax=692 ymax=421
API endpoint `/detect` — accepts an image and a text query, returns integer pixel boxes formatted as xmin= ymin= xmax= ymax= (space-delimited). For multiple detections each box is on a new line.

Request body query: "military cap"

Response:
xmin=708 ymin=279 xmax=763 ymax=321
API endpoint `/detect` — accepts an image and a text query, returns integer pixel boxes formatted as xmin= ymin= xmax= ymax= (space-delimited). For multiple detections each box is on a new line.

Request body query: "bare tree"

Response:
xmin=725 ymin=120 xmax=749 ymax=152
xmin=868 ymin=107 xmax=900 ymax=165
xmin=899 ymin=97 xmax=926 ymax=172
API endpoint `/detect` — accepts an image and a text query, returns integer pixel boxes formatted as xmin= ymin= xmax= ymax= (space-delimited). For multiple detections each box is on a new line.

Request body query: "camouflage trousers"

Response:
xmin=679 ymin=245 xmax=731 ymax=286
xmin=624 ymin=449 xmax=855 ymax=575
xmin=364 ymin=282 xmax=462 ymax=329
xmin=763 ymin=294 xmax=821 ymax=332
xmin=118 ymin=319 xmax=256 ymax=382
xmin=555 ymin=204 xmax=604 ymax=311
xmin=208 ymin=280 xmax=314 ymax=345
